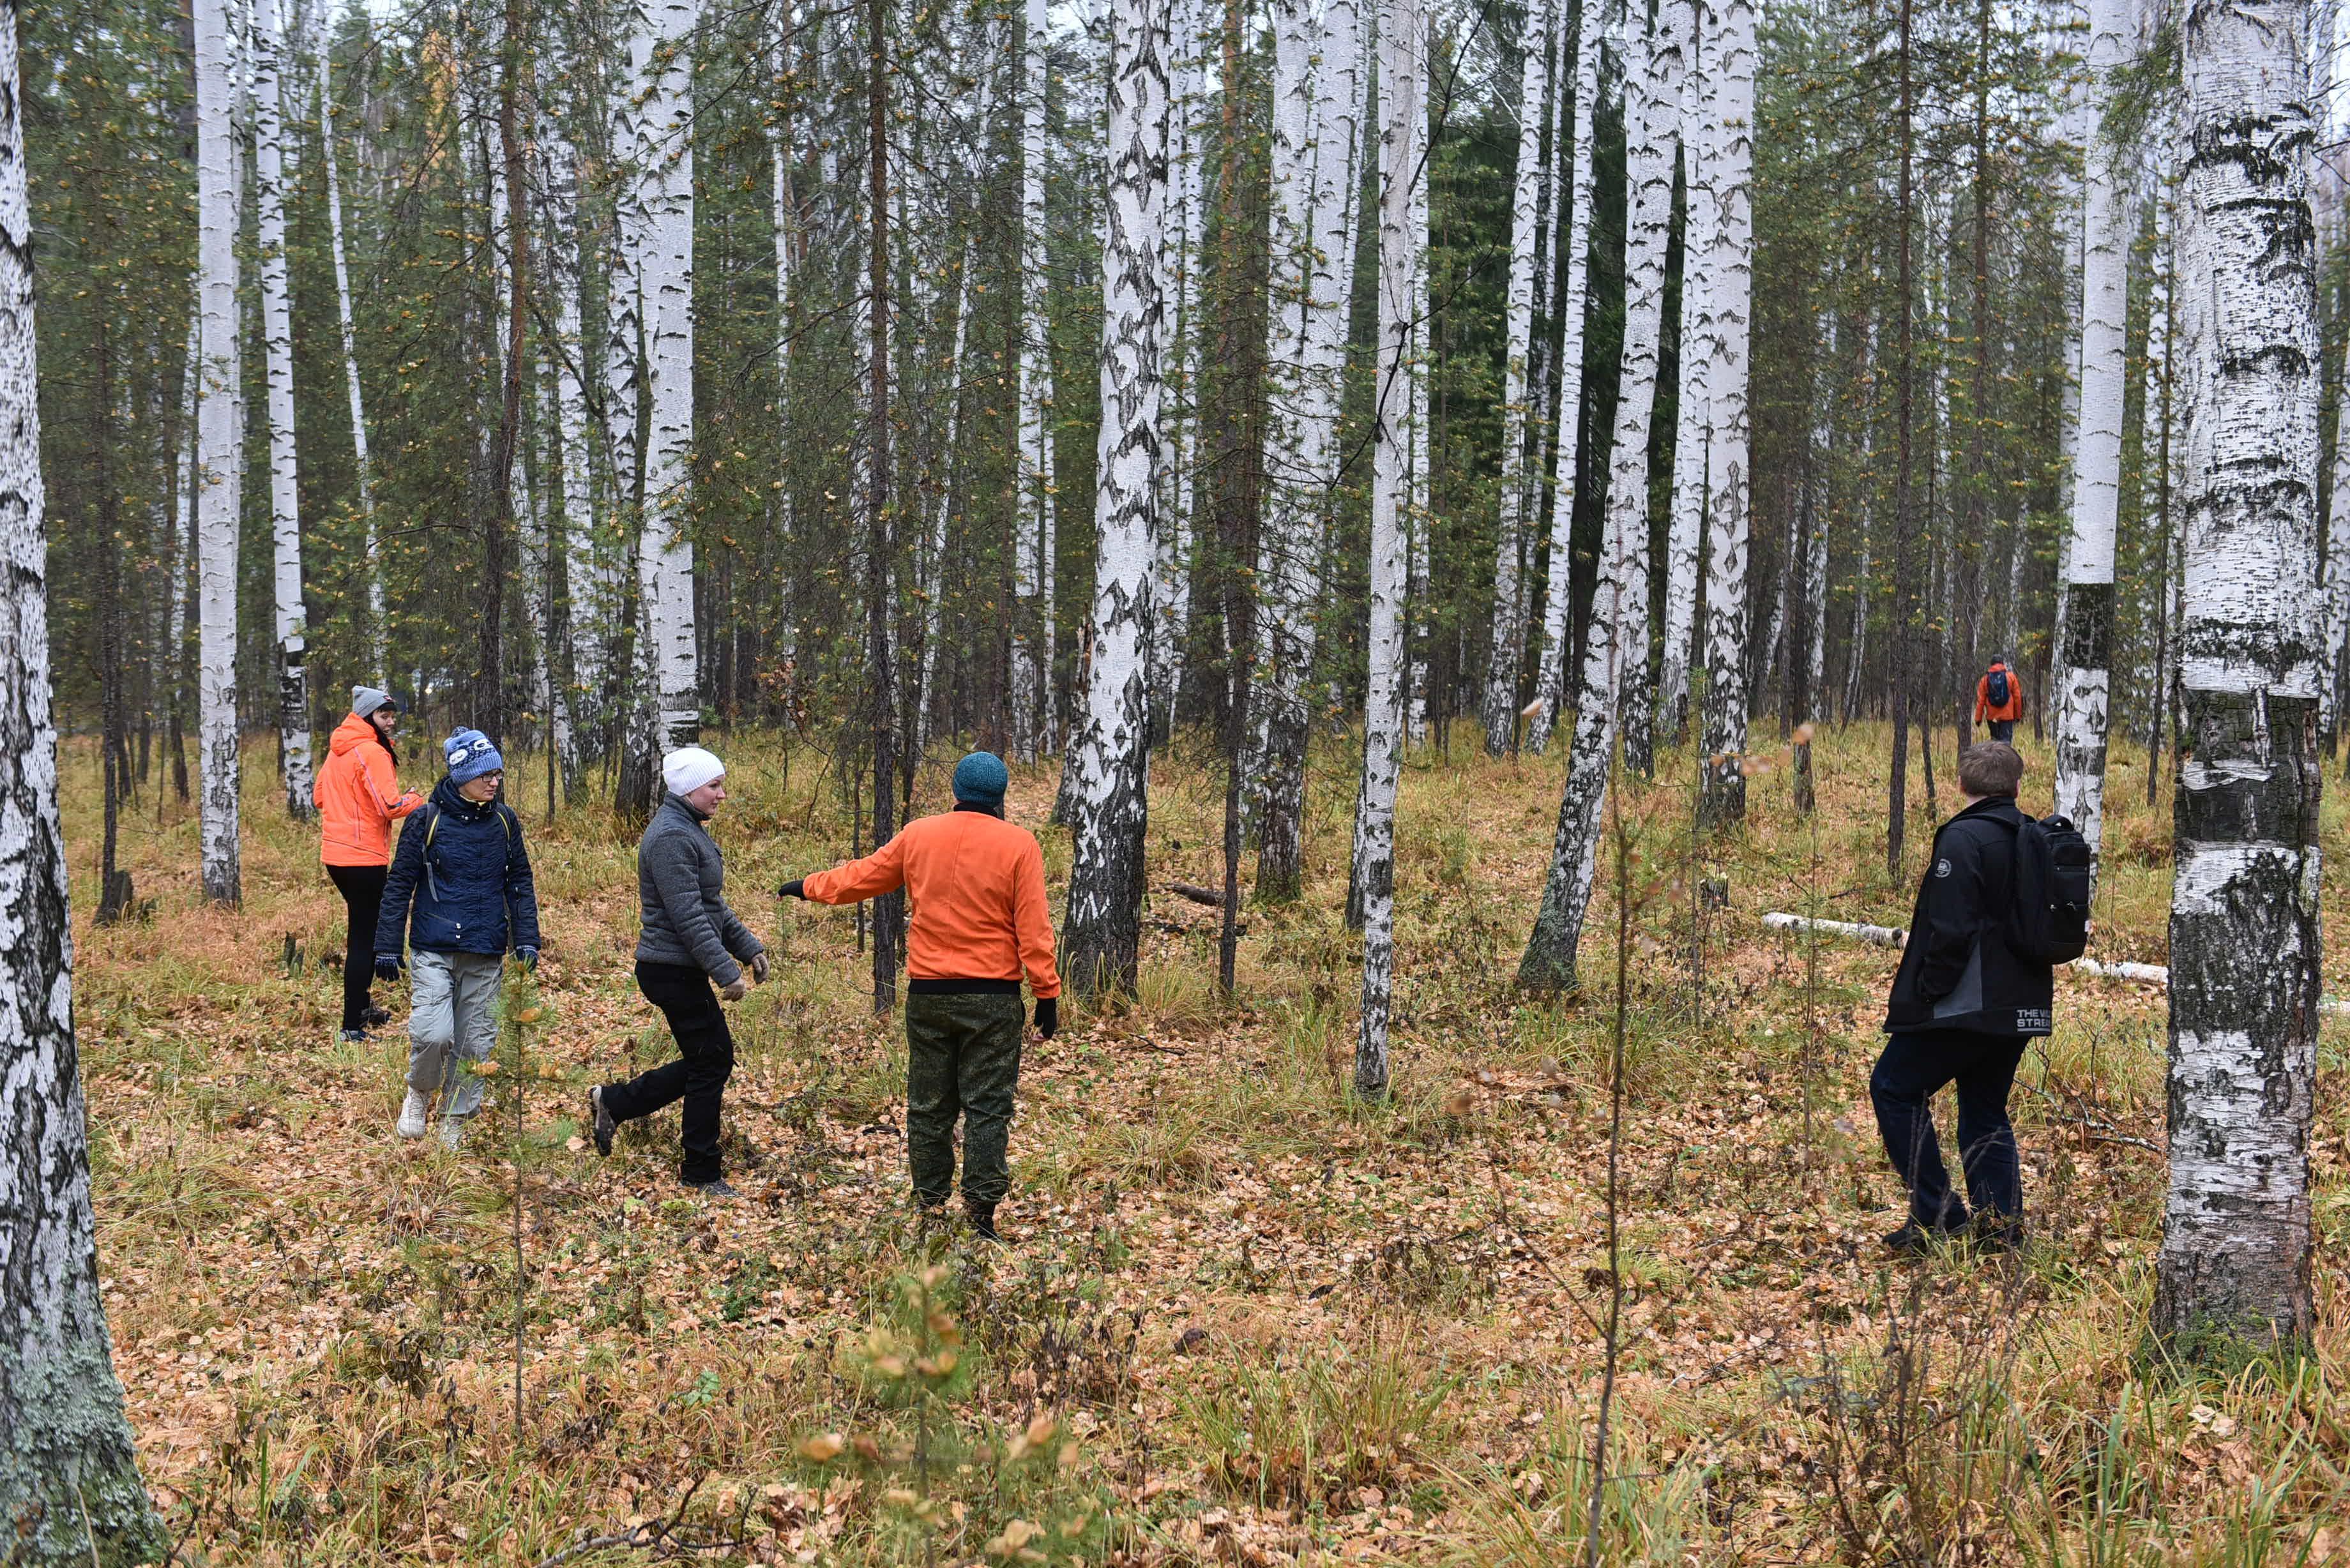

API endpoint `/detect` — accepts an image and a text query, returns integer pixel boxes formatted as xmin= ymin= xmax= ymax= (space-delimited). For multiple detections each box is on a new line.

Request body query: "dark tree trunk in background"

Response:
xmin=1886 ymin=0 xmax=1916 ymax=880
xmin=867 ymin=0 xmax=902 ymax=1014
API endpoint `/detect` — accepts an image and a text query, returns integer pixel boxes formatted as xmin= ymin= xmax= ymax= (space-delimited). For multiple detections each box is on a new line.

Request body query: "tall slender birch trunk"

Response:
xmin=1063 ymin=0 xmax=1167 ymax=997
xmin=639 ymin=0 xmax=700 ymax=786
xmin=1519 ymin=9 xmax=1674 ymax=990
xmin=2052 ymin=0 xmax=2132 ymax=852
xmin=543 ymin=30 xmax=606 ymax=779
xmin=318 ymin=47 xmax=384 ymax=682
xmin=1659 ymin=0 xmax=1713 ymax=744
xmin=1155 ymin=0 xmax=1211 ymax=736
xmin=254 ymin=0 xmax=312 ymax=818
xmin=2154 ymin=0 xmax=2322 ymax=1351
xmin=195 ymin=0 xmax=241 ymax=905
xmin=1525 ymin=0 xmax=1598 ymax=757
xmin=2324 ymin=226 xmax=2350 ymax=741
xmin=1404 ymin=123 xmax=1432 ymax=746
xmin=0 ymin=13 xmax=169 ymax=1550
xmin=1697 ymin=0 xmax=1756 ymax=822
xmin=1355 ymin=0 xmax=1423 ymax=1099
xmin=1480 ymin=0 xmax=1554 ymax=756
xmin=1012 ymin=0 xmax=1057 ymax=762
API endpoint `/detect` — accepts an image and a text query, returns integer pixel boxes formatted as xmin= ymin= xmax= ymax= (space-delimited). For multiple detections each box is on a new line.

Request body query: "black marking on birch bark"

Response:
xmin=2063 ymin=581 xmax=2112 ymax=667
xmin=2174 ymin=691 xmax=2321 ymax=845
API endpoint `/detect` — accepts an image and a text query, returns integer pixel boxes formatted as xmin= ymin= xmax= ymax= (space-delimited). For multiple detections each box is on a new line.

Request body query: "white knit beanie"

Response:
xmin=662 ymin=746 xmax=725 ymax=796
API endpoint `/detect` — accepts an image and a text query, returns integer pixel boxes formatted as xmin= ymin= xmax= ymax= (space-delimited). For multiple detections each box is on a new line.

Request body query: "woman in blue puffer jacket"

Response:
xmin=374 ymin=729 xmax=542 ymax=1149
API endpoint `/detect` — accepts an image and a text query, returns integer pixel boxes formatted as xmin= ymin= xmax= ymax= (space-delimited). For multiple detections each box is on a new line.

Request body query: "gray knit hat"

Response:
xmin=351 ymin=685 xmax=398 ymax=718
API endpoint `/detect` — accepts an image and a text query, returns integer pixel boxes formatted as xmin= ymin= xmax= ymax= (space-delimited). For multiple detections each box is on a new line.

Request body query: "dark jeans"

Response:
xmin=906 ymin=991 xmax=1025 ymax=1205
xmin=1870 ymin=1029 xmax=2028 ymax=1228
xmin=602 ymin=961 xmax=735 ymax=1184
xmin=326 ymin=863 xmax=388 ymax=1031
xmin=1987 ymin=719 xmax=2015 ymax=743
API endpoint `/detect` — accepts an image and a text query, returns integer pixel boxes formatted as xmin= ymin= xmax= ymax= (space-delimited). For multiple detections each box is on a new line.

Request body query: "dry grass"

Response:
xmin=61 ymin=718 xmax=2350 ymax=1564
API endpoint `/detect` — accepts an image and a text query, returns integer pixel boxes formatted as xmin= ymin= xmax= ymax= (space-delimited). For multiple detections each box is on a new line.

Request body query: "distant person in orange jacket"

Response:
xmin=777 ymin=751 xmax=1060 ymax=1239
xmin=316 ymin=687 xmax=425 ymax=1041
xmin=1975 ymin=658 xmax=2024 ymax=743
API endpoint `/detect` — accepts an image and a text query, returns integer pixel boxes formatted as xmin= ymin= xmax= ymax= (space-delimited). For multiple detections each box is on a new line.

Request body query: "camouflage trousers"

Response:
xmin=904 ymin=990 xmax=1025 ymax=1205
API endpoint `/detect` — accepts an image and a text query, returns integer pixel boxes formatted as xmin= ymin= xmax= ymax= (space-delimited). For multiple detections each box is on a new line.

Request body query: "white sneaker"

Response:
xmin=397 ymin=1090 xmax=430 ymax=1140
xmin=437 ymin=1115 xmax=466 ymax=1151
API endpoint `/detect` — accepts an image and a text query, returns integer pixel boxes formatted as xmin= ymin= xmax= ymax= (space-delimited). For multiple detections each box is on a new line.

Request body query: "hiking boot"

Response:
xmin=340 ymin=1028 xmax=373 ymax=1044
xmin=588 ymin=1087 xmax=616 ymax=1157
xmin=1883 ymin=1219 xmax=1964 ymax=1257
xmin=684 ymin=1177 xmax=740 ymax=1200
xmin=438 ymin=1115 xmax=467 ymax=1151
xmin=364 ymin=1005 xmax=392 ymax=1027
xmin=396 ymin=1089 xmax=431 ymax=1140
xmin=964 ymin=1201 xmax=1002 ymax=1242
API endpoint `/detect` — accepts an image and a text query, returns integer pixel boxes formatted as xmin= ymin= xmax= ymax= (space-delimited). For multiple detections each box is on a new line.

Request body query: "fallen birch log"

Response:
xmin=1165 ymin=880 xmax=1225 ymax=908
xmin=1761 ymin=912 xmax=2342 ymax=1010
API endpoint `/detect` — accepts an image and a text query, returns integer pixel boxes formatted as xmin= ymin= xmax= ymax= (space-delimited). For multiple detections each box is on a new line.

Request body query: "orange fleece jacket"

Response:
xmin=1975 ymin=665 xmax=2023 ymax=723
xmin=801 ymin=808 xmax=1061 ymax=998
xmin=317 ymin=712 xmax=425 ymax=866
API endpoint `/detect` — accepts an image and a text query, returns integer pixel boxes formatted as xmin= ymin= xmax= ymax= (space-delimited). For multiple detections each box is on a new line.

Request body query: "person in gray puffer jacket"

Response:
xmin=588 ymin=746 xmax=767 ymax=1196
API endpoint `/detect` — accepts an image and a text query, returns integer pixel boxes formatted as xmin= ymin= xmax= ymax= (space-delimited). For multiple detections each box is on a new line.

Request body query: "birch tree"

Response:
xmin=1012 ymin=0 xmax=1056 ymax=762
xmin=1480 ymin=0 xmax=1554 ymax=756
xmin=543 ymin=22 xmax=607 ymax=776
xmin=1519 ymin=4 xmax=1673 ymax=991
xmin=1063 ymin=0 xmax=1167 ymax=997
xmin=2051 ymin=0 xmax=2132 ymax=852
xmin=195 ymin=0 xmax=241 ymax=905
xmin=1659 ymin=0 xmax=1713 ymax=742
xmin=0 ymin=7 xmax=169 ymax=1547
xmin=1698 ymin=0 xmax=1756 ymax=822
xmin=1355 ymin=0 xmax=1423 ymax=1100
xmin=1153 ymin=0 xmax=1209 ymax=736
xmin=317 ymin=47 xmax=384 ymax=682
xmin=253 ymin=0 xmax=311 ymax=818
xmin=2153 ymin=0 xmax=2322 ymax=1351
xmin=1525 ymin=0 xmax=1598 ymax=756
xmin=638 ymin=0 xmax=701 ymax=785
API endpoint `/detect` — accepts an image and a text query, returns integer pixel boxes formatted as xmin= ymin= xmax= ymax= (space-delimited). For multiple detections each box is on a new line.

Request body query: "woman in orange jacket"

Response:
xmin=1974 ymin=657 xmax=2024 ymax=743
xmin=317 ymin=686 xmax=425 ymax=1039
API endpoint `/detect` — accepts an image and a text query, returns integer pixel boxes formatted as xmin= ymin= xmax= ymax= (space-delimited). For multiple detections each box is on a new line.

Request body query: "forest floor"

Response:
xmin=66 ymin=718 xmax=2350 ymax=1565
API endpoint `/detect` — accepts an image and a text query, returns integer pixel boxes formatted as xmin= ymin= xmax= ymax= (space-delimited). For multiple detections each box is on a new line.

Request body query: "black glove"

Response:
xmin=776 ymin=877 xmax=807 ymax=900
xmin=1034 ymin=996 xmax=1058 ymax=1040
xmin=515 ymin=946 xmax=538 ymax=973
xmin=374 ymin=954 xmax=402 ymax=984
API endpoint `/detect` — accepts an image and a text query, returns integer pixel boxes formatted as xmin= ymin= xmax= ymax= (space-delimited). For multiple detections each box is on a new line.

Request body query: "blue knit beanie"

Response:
xmin=444 ymin=728 xmax=504 ymax=786
xmin=951 ymin=751 xmax=1008 ymax=809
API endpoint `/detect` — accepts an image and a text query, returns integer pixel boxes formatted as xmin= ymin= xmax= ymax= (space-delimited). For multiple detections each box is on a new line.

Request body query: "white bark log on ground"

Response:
xmin=1525 ymin=0 xmax=1598 ymax=757
xmin=2156 ymin=0 xmax=2323 ymax=1350
xmin=254 ymin=0 xmax=312 ymax=818
xmin=639 ymin=0 xmax=700 ymax=774
xmin=1480 ymin=0 xmax=1555 ymax=756
xmin=2052 ymin=0 xmax=2133 ymax=854
xmin=1012 ymin=0 xmax=1056 ymax=762
xmin=195 ymin=0 xmax=241 ymax=905
xmin=317 ymin=47 xmax=384 ymax=682
xmin=1063 ymin=0 xmax=1167 ymax=997
xmin=1355 ymin=0 xmax=1423 ymax=1098
xmin=1698 ymin=0 xmax=1755 ymax=822
xmin=0 ymin=11 xmax=168 ymax=1546
xmin=1519 ymin=11 xmax=1674 ymax=991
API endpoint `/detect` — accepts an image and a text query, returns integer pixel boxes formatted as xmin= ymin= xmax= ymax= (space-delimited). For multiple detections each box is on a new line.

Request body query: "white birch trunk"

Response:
xmin=2052 ymin=0 xmax=2132 ymax=852
xmin=1153 ymin=0 xmax=1209 ymax=735
xmin=254 ymin=0 xmax=311 ymax=818
xmin=1697 ymin=0 xmax=1755 ymax=818
xmin=317 ymin=47 xmax=384 ymax=683
xmin=1519 ymin=7 xmax=1673 ymax=990
xmin=1355 ymin=0 xmax=1424 ymax=1097
xmin=1063 ymin=0 xmax=1167 ymax=997
xmin=639 ymin=0 xmax=699 ymax=770
xmin=0 ymin=17 xmax=167 ymax=1536
xmin=1480 ymin=0 xmax=1555 ymax=755
xmin=1526 ymin=0 xmax=1598 ymax=756
xmin=1405 ymin=130 xmax=1432 ymax=746
xmin=2155 ymin=0 xmax=2322 ymax=1350
xmin=195 ymin=0 xmax=242 ymax=905
xmin=2325 ymin=221 xmax=2350 ymax=734
xmin=1658 ymin=0 xmax=1714 ymax=742
xmin=543 ymin=37 xmax=606 ymax=773
xmin=1012 ymin=0 xmax=1057 ymax=762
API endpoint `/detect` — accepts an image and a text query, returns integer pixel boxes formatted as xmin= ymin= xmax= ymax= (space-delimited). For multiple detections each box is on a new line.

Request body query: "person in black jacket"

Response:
xmin=1872 ymin=742 xmax=2052 ymax=1254
xmin=375 ymin=729 xmax=542 ymax=1150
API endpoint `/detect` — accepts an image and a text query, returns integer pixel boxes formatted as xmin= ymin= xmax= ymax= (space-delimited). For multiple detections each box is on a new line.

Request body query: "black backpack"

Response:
xmin=2008 ymin=813 xmax=2091 ymax=964
xmin=1986 ymin=667 xmax=2012 ymax=709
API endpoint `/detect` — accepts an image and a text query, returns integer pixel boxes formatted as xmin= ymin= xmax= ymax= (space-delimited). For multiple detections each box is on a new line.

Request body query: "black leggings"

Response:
xmin=326 ymin=863 xmax=388 ymax=1032
xmin=601 ymin=961 xmax=737 ymax=1184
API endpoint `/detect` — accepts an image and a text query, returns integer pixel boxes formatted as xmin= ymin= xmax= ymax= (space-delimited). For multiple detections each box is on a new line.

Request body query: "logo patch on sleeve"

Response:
xmin=1934 ymin=857 xmax=1952 ymax=878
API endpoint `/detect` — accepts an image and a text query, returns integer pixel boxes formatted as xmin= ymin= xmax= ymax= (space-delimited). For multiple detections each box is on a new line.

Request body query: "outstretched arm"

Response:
xmin=797 ymin=832 xmax=910 ymax=905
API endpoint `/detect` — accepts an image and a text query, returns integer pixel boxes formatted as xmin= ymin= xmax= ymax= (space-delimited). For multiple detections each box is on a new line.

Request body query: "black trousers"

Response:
xmin=602 ymin=961 xmax=735 ymax=1184
xmin=1987 ymin=719 xmax=2016 ymax=743
xmin=1870 ymin=1029 xmax=2028 ymax=1228
xmin=326 ymin=863 xmax=388 ymax=1032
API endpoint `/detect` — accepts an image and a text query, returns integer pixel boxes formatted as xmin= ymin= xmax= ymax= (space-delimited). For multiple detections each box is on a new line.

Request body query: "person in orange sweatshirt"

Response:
xmin=1974 ymin=657 xmax=2024 ymax=743
xmin=317 ymin=686 xmax=425 ymax=1040
xmin=777 ymin=751 xmax=1059 ymax=1239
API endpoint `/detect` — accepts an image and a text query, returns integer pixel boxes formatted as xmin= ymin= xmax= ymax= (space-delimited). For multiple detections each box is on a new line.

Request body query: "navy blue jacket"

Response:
xmin=375 ymin=778 xmax=542 ymax=960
